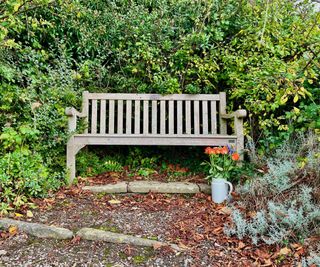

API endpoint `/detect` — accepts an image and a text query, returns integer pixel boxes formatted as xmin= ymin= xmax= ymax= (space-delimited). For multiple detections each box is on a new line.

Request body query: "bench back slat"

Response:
xmin=219 ymin=92 xmax=227 ymax=134
xmin=126 ymin=100 xmax=132 ymax=134
xmin=202 ymin=100 xmax=208 ymax=134
xmin=193 ymin=100 xmax=200 ymax=135
xmin=168 ymin=100 xmax=174 ymax=134
xmin=86 ymin=93 xmax=219 ymax=101
xmin=134 ymin=100 xmax=140 ymax=134
xmin=185 ymin=100 xmax=191 ymax=135
xmin=211 ymin=101 xmax=217 ymax=134
xmin=117 ymin=100 xmax=123 ymax=134
xmin=143 ymin=100 xmax=149 ymax=134
xmin=160 ymin=100 xmax=166 ymax=135
xmin=151 ymin=101 xmax=157 ymax=134
xmin=83 ymin=93 xmax=225 ymax=135
xmin=91 ymin=100 xmax=98 ymax=134
xmin=109 ymin=100 xmax=115 ymax=134
xmin=100 ymin=100 xmax=106 ymax=134
xmin=177 ymin=100 xmax=183 ymax=135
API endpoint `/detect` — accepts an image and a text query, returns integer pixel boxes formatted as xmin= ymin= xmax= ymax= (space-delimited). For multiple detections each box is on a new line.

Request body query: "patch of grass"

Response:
xmin=96 ymin=192 xmax=107 ymax=199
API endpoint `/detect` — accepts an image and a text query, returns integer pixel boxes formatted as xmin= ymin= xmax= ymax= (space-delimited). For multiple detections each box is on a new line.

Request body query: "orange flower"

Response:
xmin=221 ymin=146 xmax=228 ymax=155
xmin=205 ymin=147 xmax=212 ymax=154
xmin=204 ymin=147 xmax=214 ymax=155
xmin=231 ymin=153 xmax=240 ymax=161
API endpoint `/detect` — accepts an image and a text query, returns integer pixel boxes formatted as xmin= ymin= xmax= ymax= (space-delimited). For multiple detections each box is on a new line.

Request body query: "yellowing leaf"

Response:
xmin=9 ymin=226 xmax=18 ymax=235
xmin=279 ymin=247 xmax=291 ymax=255
xmin=293 ymin=107 xmax=300 ymax=114
xmin=26 ymin=210 xmax=34 ymax=218
xmin=280 ymin=96 xmax=288 ymax=104
xmin=15 ymin=213 xmax=23 ymax=217
xmin=108 ymin=199 xmax=121 ymax=204
xmin=293 ymin=94 xmax=299 ymax=103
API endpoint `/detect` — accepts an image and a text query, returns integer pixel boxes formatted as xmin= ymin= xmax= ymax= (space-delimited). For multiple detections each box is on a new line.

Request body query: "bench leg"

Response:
xmin=66 ymin=138 xmax=76 ymax=185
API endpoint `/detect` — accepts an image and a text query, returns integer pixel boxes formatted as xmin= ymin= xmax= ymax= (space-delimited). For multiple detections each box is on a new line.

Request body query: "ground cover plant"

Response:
xmin=225 ymin=133 xmax=320 ymax=264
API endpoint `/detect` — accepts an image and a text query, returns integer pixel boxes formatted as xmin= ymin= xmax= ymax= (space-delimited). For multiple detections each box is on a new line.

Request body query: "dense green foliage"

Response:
xmin=0 ymin=0 xmax=319 ymax=211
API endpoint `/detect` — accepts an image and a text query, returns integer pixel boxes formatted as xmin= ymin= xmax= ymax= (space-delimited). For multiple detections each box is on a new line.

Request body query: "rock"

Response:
xmin=197 ymin=183 xmax=211 ymax=194
xmin=83 ymin=182 xmax=128 ymax=193
xmin=0 ymin=218 xmax=73 ymax=239
xmin=128 ymin=181 xmax=200 ymax=194
xmin=0 ymin=250 xmax=7 ymax=256
xmin=76 ymin=228 xmax=180 ymax=251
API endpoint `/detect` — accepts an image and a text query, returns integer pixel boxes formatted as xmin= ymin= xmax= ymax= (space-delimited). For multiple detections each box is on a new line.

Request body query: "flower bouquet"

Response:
xmin=202 ymin=146 xmax=240 ymax=203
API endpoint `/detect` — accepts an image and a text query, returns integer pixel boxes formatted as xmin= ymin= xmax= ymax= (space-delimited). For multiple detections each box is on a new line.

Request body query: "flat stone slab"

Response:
xmin=128 ymin=181 xmax=200 ymax=194
xmin=77 ymin=228 xmax=180 ymax=250
xmin=83 ymin=181 xmax=211 ymax=194
xmin=198 ymin=183 xmax=211 ymax=194
xmin=83 ymin=181 xmax=128 ymax=193
xmin=0 ymin=218 xmax=73 ymax=239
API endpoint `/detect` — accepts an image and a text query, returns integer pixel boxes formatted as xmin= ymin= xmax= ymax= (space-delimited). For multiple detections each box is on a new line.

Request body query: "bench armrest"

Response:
xmin=220 ymin=109 xmax=247 ymax=119
xmin=65 ymin=107 xmax=85 ymax=132
xmin=65 ymin=107 xmax=84 ymax=117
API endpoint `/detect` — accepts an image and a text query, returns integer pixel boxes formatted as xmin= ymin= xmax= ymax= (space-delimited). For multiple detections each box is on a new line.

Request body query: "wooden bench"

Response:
xmin=66 ymin=91 xmax=246 ymax=183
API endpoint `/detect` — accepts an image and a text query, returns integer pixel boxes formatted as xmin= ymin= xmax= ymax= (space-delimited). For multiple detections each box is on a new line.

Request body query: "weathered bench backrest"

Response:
xmin=81 ymin=92 xmax=227 ymax=135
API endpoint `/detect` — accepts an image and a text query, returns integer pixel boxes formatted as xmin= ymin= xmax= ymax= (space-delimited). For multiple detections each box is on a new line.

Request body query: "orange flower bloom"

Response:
xmin=221 ymin=146 xmax=228 ymax=155
xmin=204 ymin=147 xmax=214 ymax=155
xmin=231 ymin=153 xmax=240 ymax=161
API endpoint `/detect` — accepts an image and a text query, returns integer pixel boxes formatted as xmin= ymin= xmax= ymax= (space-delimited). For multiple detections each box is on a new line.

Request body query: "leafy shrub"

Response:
xmin=104 ymin=160 xmax=123 ymax=172
xmin=0 ymin=150 xmax=60 ymax=214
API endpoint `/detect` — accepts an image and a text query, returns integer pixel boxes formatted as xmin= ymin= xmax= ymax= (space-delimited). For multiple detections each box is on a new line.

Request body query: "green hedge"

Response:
xmin=0 ymin=0 xmax=319 ymax=210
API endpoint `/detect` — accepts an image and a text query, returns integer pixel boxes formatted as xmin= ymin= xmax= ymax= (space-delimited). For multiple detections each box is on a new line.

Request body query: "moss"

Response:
xmin=119 ymin=251 xmax=127 ymax=260
xmin=95 ymin=221 xmax=121 ymax=233
xmin=133 ymin=255 xmax=148 ymax=264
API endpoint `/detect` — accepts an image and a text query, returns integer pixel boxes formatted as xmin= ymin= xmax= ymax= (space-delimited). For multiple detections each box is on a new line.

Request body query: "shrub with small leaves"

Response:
xmin=225 ymin=133 xmax=320 ymax=245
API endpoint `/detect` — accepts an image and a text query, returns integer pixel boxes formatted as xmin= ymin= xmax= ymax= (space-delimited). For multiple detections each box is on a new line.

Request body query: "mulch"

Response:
xmin=0 ymin=172 xmax=315 ymax=266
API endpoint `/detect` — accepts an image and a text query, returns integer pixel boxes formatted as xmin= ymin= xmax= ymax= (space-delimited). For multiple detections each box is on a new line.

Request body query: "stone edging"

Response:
xmin=0 ymin=219 xmax=181 ymax=250
xmin=83 ymin=181 xmax=211 ymax=195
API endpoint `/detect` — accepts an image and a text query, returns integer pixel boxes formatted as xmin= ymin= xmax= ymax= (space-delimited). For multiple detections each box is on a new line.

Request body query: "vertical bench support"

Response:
xmin=65 ymin=91 xmax=89 ymax=185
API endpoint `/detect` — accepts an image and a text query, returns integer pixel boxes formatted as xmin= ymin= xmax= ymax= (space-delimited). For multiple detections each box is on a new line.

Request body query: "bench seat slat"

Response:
xmin=73 ymin=134 xmax=237 ymax=147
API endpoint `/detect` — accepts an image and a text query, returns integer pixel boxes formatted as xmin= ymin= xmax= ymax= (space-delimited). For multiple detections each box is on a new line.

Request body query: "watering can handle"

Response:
xmin=226 ymin=181 xmax=233 ymax=196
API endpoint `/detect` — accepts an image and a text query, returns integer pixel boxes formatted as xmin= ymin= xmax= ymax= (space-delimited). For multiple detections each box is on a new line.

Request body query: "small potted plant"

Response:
xmin=202 ymin=146 xmax=240 ymax=203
